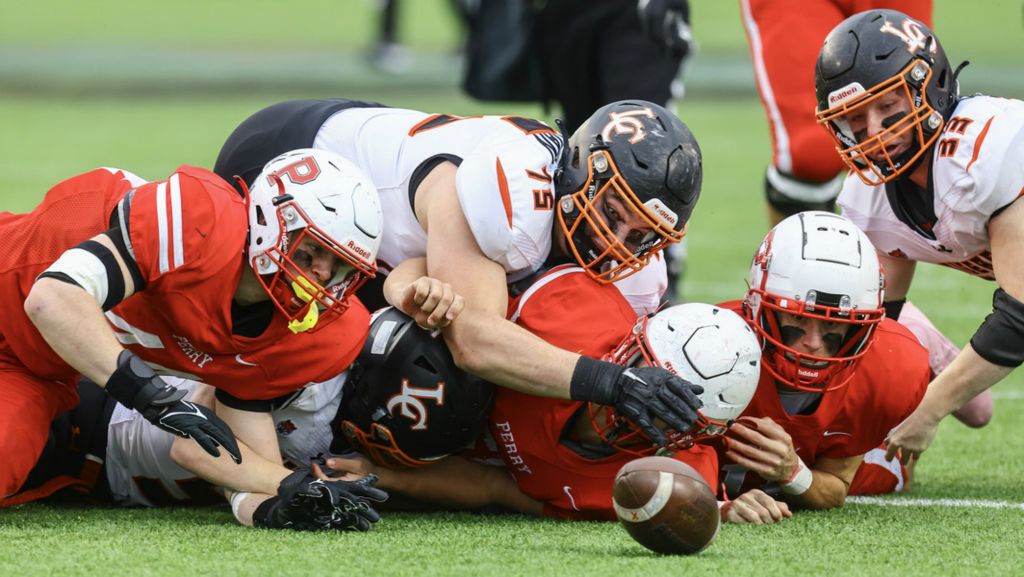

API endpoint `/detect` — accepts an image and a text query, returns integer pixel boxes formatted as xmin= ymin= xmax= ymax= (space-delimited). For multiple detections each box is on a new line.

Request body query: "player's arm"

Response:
xmin=418 ymin=163 xmax=577 ymax=396
xmin=24 ymin=231 xmax=240 ymax=462
xmin=327 ymin=454 xmax=543 ymax=515
xmin=877 ymin=252 xmax=916 ymax=320
xmin=724 ymin=416 xmax=859 ymax=509
xmin=886 ymin=198 xmax=1024 ymax=463
xmin=417 ymin=164 xmax=703 ymax=446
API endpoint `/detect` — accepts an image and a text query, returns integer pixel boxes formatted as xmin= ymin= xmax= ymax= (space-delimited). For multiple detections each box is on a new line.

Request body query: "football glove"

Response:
xmin=571 ymin=356 xmax=703 ymax=446
xmin=104 ymin=349 xmax=242 ymax=463
xmin=637 ymin=0 xmax=694 ymax=59
xmin=254 ymin=471 xmax=389 ymax=531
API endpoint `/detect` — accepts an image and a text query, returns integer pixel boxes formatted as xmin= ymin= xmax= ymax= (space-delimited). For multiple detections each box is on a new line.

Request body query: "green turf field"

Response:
xmin=1 ymin=1 xmax=1023 ymax=576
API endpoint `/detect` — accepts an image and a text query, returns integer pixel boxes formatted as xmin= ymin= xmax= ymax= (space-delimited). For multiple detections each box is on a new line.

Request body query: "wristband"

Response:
xmin=781 ymin=456 xmax=813 ymax=495
xmin=230 ymin=491 xmax=251 ymax=520
xmin=569 ymin=356 xmax=623 ymax=405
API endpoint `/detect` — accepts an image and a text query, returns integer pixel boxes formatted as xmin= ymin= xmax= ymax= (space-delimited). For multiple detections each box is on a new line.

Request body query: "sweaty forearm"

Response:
xmin=444 ymin=309 xmax=578 ymax=398
xmin=24 ymin=278 xmax=123 ymax=384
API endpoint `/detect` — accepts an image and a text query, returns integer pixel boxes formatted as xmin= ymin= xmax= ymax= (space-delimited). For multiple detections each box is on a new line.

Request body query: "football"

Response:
xmin=612 ymin=456 xmax=720 ymax=555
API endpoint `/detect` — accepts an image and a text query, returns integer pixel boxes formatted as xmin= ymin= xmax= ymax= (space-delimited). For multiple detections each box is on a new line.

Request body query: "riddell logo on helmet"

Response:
xmin=601 ymin=108 xmax=657 ymax=144
xmin=644 ymin=199 xmax=678 ymax=227
xmin=828 ymin=83 xmax=866 ymax=107
xmin=347 ymin=240 xmax=371 ymax=260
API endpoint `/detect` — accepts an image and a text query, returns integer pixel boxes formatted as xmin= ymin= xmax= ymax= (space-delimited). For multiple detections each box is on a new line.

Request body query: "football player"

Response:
xmin=213 ymin=98 xmax=706 ymax=452
xmin=716 ymin=211 xmax=931 ymax=513
xmin=329 ymin=258 xmax=791 ymax=525
xmin=741 ymin=0 xmax=932 ymax=225
xmin=0 ymin=148 xmax=387 ymax=528
xmin=814 ymin=10 xmax=1020 ymax=462
xmin=10 ymin=306 xmax=480 ymax=530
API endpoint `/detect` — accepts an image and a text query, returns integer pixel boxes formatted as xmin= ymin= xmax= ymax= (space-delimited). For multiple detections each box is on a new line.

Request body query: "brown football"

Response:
xmin=612 ymin=456 xmax=720 ymax=555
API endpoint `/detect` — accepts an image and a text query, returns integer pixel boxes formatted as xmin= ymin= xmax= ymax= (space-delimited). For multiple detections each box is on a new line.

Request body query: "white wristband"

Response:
xmin=781 ymin=456 xmax=813 ymax=495
xmin=229 ymin=490 xmax=251 ymax=519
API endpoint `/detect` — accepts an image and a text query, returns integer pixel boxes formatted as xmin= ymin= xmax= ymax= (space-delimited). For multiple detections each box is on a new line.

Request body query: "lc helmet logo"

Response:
xmin=386 ymin=379 xmax=446 ymax=431
xmin=601 ymin=107 xmax=657 ymax=144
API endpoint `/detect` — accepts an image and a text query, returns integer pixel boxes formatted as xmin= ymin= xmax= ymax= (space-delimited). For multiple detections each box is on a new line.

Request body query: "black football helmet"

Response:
xmin=554 ymin=100 xmax=702 ymax=284
xmin=815 ymin=10 xmax=959 ymax=185
xmin=333 ymin=308 xmax=494 ymax=468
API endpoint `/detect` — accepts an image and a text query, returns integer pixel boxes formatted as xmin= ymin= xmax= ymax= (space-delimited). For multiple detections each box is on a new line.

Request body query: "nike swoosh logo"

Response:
xmin=235 ymin=354 xmax=259 ymax=367
xmin=823 ymin=430 xmax=852 ymax=437
xmin=563 ymin=486 xmax=580 ymax=512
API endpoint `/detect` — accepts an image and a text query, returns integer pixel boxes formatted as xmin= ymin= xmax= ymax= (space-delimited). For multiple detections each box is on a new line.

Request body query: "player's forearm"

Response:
xmin=444 ymin=308 xmax=578 ymax=399
xmin=170 ymin=435 xmax=288 ymax=495
xmin=378 ymin=456 xmax=542 ymax=514
xmin=915 ymin=344 xmax=1011 ymax=424
xmin=787 ymin=470 xmax=849 ymax=510
xmin=24 ymin=278 xmax=123 ymax=384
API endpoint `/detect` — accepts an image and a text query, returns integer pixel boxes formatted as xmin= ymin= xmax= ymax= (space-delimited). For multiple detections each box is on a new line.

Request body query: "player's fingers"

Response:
xmin=310 ymin=462 xmax=330 ymax=480
xmin=724 ymin=450 xmax=773 ymax=477
xmin=883 ymin=440 xmax=900 ymax=462
xmin=752 ymin=491 xmax=786 ymax=522
xmin=427 ymin=283 xmax=454 ymax=326
xmin=446 ymin=295 xmax=465 ymax=322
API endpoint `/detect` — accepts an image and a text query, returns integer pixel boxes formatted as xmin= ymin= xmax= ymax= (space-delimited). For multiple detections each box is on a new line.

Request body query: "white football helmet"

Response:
xmin=745 ymin=211 xmax=884 ymax=392
xmin=247 ymin=148 xmax=382 ymax=333
xmin=591 ymin=302 xmax=762 ymax=454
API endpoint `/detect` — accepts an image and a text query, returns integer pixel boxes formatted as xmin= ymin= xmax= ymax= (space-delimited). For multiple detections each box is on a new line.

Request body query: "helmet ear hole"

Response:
xmin=254 ymin=205 xmax=267 ymax=227
xmin=412 ymin=355 xmax=439 ymax=375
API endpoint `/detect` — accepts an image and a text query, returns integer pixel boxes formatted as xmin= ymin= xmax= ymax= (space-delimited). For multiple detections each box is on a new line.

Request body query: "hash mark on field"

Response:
xmin=848 ymin=496 xmax=1024 ymax=510
xmin=991 ymin=390 xmax=1024 ymax=400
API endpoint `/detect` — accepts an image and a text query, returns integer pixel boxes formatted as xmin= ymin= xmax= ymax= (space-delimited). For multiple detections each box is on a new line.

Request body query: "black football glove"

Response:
xmin=104 ymin=350 xmax=242 ymax=463
xmin=571 ymin=356 xmax=703 ymax=446
xmin=254 ymin=471 xmax=389 ymax=531
xmin=637 ymin=0 xmax=694 ymax=59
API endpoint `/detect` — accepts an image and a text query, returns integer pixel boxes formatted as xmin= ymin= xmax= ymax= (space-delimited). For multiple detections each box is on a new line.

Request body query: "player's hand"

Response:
xmin=884 ymin=411 xmax=939 ymax=465
xmin=273 ymin=471 xmax=389 ymax=532
xmin=396 ymin=276 xmax=465 ymax=329
xmin=147 ymin=391 xmax=242 ymax=464
xmin=105 ymin=349 xmax=241 ymax=463
xmin=724 ymin=416 xmax=799 ymax=483
xmin=637 ymin=0 xmax=694 ymax=58
xmin=720 ymin=489 xmax=792 ymax=524
xmin=615 ymin=366 xmax=704 ymax=446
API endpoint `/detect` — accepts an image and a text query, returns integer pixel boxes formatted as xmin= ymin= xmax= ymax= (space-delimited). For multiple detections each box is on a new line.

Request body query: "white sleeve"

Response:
xmin=455 ymin=138 xmax=556 ymax=277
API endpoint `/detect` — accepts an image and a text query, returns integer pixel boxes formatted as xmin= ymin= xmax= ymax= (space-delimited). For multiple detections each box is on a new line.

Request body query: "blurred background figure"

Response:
xmin=462 ymin=0 xmax=696 ymax=303
xmin=740 ymin=0 xmax=932 ymax=226
xmin=367 ymin=0 xmax=412 ymax=74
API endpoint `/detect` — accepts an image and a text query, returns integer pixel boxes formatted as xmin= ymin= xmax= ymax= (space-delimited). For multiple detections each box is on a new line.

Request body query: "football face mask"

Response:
xmin=589 ymin=304 xmax=761 ymax=455
xmin=817 ymin=60 xmax=943 ymax=186
xmin=256 ymin=203 xmax=375 ymax=334
xmin=556 ymin=149 xmax=685 ymax=284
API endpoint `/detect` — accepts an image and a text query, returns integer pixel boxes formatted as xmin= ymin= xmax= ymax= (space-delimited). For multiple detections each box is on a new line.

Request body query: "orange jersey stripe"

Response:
xmin=966 ymin=116 xmax=994 ymax=172
xmin=496 ymin=158 xmax=513 ymax=229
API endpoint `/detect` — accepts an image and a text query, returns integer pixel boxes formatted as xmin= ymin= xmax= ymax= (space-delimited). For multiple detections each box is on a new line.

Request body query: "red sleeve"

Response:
xmin=673 ymin=444 xmax=720 ymax=491
xmin=127 ymin=167 xmax=242 ymax=285
xmin=514 ymin=268 xmax=637 ymax=357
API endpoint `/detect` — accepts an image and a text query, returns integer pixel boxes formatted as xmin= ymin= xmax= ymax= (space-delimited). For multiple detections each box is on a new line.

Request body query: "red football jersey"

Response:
xmin=0 ymin=166 xmax=366 ymax=399
xmin=716 ymin=300 xmax=929 ymax=497
xmin=490 ymin=265 xmax=719 ymax=520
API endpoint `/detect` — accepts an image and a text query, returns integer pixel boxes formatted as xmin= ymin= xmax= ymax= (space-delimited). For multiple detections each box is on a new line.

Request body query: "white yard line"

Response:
xmin=848 ymin=496 xmax=1024 ymax=510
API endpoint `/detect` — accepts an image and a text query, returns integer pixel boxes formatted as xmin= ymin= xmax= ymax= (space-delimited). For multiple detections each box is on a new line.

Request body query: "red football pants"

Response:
xmin=741 ymin=0 xmax=932 ymax=182
xmin=0 ymin=341 xmax=79 ymax=497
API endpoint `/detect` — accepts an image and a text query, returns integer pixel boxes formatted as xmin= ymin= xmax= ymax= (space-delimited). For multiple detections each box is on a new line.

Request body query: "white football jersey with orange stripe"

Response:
xmin=839 ymin=96 xmax=1024 ymax=280
xmin=314 ymin=107 xmax=562 ymax=281
xmin=313 ymin=107 xmax=669 ymax=312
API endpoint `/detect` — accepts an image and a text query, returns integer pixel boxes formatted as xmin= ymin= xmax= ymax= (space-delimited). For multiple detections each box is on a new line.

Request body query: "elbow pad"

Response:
xmin=970 ymin=288 xmax=1024 ymax=367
